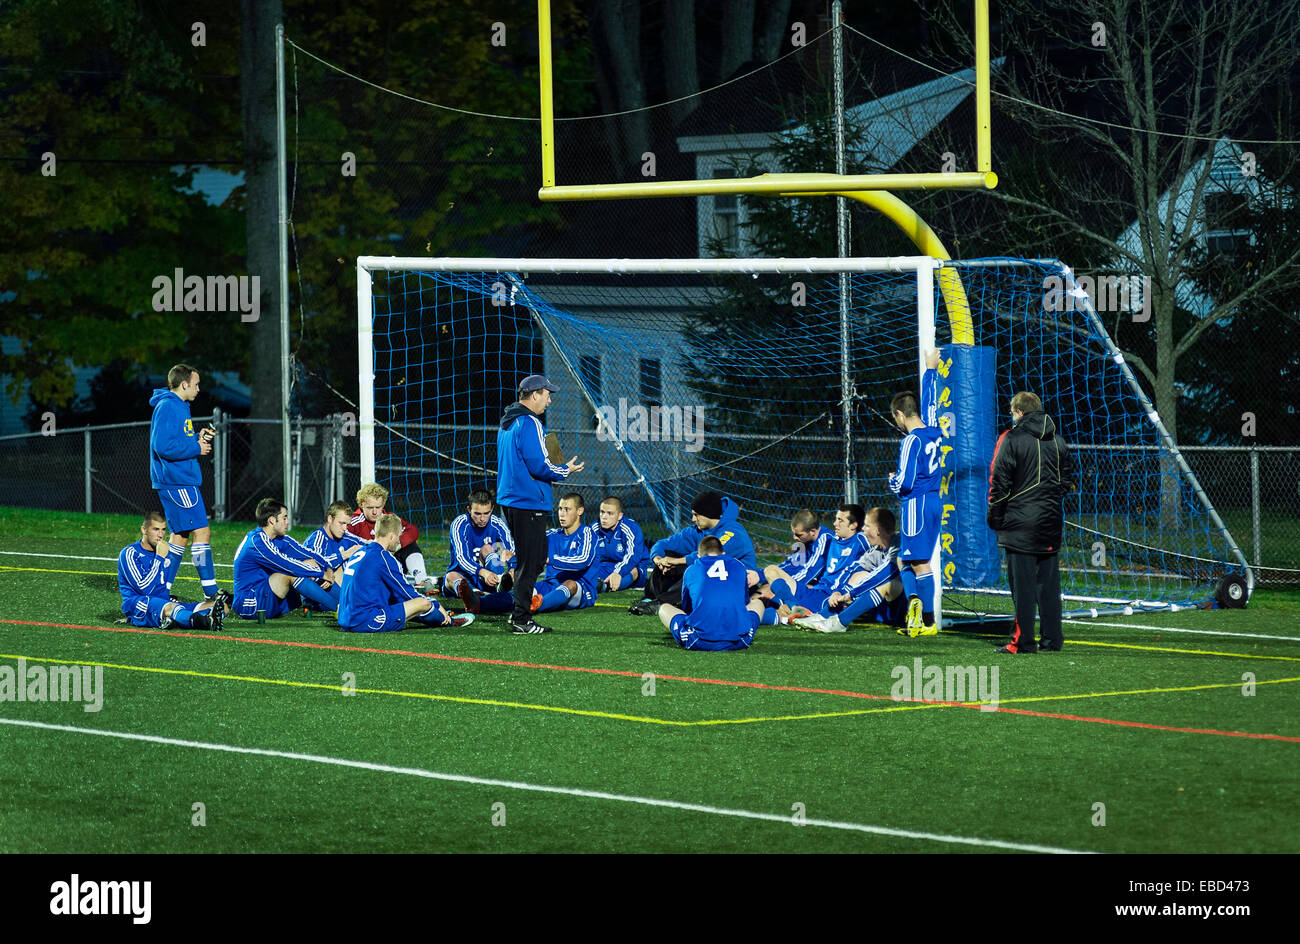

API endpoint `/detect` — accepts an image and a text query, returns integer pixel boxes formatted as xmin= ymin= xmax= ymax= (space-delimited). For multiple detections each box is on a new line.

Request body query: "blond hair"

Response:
xmin=356 ymin=482 xmax=389 ymax=507
xmin=375 ymin=513 xmax=403 ymax=542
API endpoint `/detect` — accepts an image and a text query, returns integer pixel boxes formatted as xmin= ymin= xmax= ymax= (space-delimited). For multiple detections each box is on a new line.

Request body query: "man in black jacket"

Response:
xmin=987 ymin=392 xmax=1071 ymax=653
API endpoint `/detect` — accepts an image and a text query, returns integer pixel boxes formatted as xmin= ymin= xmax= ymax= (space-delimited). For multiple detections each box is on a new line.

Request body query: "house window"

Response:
xmin=1204 ymin=190 xmax=1249 ymax=254
xmin=579 ymin=354 xmax=601 ymax=400
xmin=639 ymin=357 xmax=661 ymax=407
xmin=711 ymin=167 xmax=740 ymax=254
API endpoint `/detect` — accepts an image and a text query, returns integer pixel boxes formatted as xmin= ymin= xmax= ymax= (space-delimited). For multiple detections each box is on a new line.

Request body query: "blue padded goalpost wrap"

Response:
xmin=944 ymin=343 xmax=1001 ymax=590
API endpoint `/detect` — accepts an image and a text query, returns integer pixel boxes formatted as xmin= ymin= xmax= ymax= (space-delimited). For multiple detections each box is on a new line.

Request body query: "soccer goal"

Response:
xmin=356 ymin=254 xmax=1252 ymax=621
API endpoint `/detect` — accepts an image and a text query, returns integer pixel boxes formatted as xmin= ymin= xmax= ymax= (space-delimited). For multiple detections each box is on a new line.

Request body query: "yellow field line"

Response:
xmin=4 ymin=653 xmax=1299 ymax=732
xmin=1051 ymin=638 xmax=1300 ymax=663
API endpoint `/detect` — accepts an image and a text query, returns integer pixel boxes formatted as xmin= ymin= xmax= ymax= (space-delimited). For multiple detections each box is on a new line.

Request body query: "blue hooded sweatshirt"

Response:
xmin=149 ymin=388 xmax=202 ymax=488
xmin=649 ymin=496 xmax=756 ymax=569
xmin=495 ymin=402 xmax=571 ymax=511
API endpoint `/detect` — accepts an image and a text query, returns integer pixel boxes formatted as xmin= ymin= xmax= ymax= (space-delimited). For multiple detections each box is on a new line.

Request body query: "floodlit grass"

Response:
xmin=1 ymin=506 xmax=1297 ymax=853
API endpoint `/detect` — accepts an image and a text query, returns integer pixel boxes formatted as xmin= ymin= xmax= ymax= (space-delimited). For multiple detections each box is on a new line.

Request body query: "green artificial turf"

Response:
xmin=1 ymin=506 xmax=1297 ymax=853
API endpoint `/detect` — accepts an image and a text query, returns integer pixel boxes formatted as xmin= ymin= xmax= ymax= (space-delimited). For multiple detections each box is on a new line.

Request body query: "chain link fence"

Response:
xmin=3 ymin=419 xmax=1297 ymax=587
xmin=0 ymin=413 xmax=364 ymax=529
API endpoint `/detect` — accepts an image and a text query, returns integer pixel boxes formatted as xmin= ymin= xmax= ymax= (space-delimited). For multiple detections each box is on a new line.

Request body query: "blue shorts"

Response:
xmin=341 ymin=602 xmax=409 ymax=633
xmin=157 ymin=486 xmax=209 ymax=533
xmin=124 ymin=595 xmax=170 ymax=628
xmin=535 ymin=577 xmax=596 ymax=609
xmin=669 ymin=611 xmax=759 ymax=651
xmin=794 ymin=586 xmax=833 ymax=612
xmin=900 ymin=494 xmax=941 ymax=562
xmin=234 ymin=580 xmax=293 ymax=620
xmin=844 ymin=595 xmax=909 ymax=626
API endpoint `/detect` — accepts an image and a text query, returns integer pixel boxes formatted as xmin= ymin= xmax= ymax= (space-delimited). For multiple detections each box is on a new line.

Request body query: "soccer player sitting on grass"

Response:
xmin=302 ymin=500 xmax=368 ymax=600
xmin=657 ymin=536 xmax=766 ymax=651
xmin=529 ymin=492 xmax=611 ymax=614
xmin=889 ymin=348 xmax=946 ymax=637
xmin=629 ymin=490 xmax=758 ymax=614
xmin=592 ymin=496 xmax=652 ymax=592
xmin=793 ymin=507 xmax=905 ymax=633
xmin=338 ymin=514 xmax=470 ymax=633
xmin=444 ymin=489 xmax=516 ymax=614
xmin=348 ymin=482 xmax=437 ymax=593
xmin=766 ymin=504 xmax=872 ymax=620
xmin=118 ymin=511 xmax=228 ymax=630
xmin=232 ymin=499 xmax=341 ymax=620
xmin=760 ymin=508 xmax=833 ymax=603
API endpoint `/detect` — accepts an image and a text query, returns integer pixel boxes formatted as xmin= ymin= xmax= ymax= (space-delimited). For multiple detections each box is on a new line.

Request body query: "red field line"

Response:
xmin=1 ymin=619 xmax=891 ymax=700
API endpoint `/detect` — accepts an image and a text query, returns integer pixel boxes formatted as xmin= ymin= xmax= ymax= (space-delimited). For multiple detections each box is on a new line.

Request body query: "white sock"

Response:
xmin=405 ymin=551 xmax=428 ymax=583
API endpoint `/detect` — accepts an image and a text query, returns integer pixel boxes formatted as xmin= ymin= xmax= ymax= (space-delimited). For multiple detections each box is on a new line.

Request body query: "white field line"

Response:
xmin=1061 ymin=619 xmax=1300 ymax=643
xmin=0 ymin=717 xmax=1093 ymax=854
xmin=0 ymin=550 xmax=234 ymax=568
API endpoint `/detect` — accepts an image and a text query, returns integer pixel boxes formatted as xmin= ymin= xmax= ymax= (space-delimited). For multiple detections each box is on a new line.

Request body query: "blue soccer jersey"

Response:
xmin=337 ymin=542 xmax=436 ymax=632
xmin=118 ymin=540 xmax=185 ymax=625
xmin=232 ymin=528 xmax=326 ymax=617
xmin=543 ymin=525 xmax=602 ymax=589
xmin=780 ymin=525 xmax=835 ymax=587
xmin=302 ymin=527 xmax=367 ymax=570
xmin=815 ymin=533 xmax=873 ymax=594
xmin=446 ymin=512 xmax=515 ymax=578
xmin=674 ymin=555 xmax=759 ymax=649
xmin=889 ymin=367 xmax=946 ymax=499
xmin=590 ymin=517 xmax=652 ymax=585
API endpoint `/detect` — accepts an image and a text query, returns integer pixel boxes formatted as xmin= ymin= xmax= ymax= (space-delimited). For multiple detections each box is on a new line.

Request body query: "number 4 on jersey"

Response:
xmin=706 ymin=559 xmax=729 ymax=580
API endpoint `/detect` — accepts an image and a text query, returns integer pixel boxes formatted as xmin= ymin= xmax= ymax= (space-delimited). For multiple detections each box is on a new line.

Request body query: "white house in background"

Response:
xmin=515 ymin=282 xmax=715 ymax=529
xmin=676 ymin=61 xmax=1005 ymax=257
xmin=1108 ymin=135 xmax=1283 ymax=320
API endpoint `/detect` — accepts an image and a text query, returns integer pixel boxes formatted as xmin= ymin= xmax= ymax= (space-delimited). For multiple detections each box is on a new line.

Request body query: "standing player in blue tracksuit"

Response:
xmin=530 ymin=493 xmax=612 ymax=614
xmin=232 ymin=498 xmax=341 ymax=620
xmin=889 ymin=348 xmax=946 ymax=637
xmin=629 ymin=490 xmax=758 ymax=614
xmin=148 ymin=364 xmax=220 ymax=600
xmin=792 ymin=507 xmax=906 ymax=633
xmin=767 ymin=504 xmax=872 ymax=618
xmin=761 ymin=508 xmax=834 ymax=602
xmin=443 ymin=489 xmax=516 ymax=615
xmin=118 ymin=511 xmax=228 ymax=630
xmin=338 ymin=514 xmax=468 ymax=633
xmin=657 ymin=536 xmax=767 ymax=651
xmin=591 ymin=496 xmax=651 ymax=592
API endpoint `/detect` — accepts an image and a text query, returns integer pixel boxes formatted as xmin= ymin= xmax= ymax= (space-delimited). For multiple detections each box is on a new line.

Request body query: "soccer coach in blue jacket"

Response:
xmin=496 ymin=374 xmax=583 ymax=634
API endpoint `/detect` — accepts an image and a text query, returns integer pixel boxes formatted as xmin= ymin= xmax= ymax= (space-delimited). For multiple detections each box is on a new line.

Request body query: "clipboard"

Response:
xmin=544 ymin=432 xmax=564 ymax=465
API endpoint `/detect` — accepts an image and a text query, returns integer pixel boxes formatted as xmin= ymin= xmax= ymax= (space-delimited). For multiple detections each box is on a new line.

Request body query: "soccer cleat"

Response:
xmin=209 ymin=603 xmax=225 ymax=632
xmin=213 ymin=588 xmax=234 ymax=614
xmin=450 ymin=612 xmax=476 ymax=628
xmin=530 ymin=592 xmax=543 ymax=614
xmin=813 ymin=616 xmax=847 ymax=633
xmin=509 ymin=618 xmax=552 ymax=634
xmin=901 ymin=598 xmax=923 ymax=636
xmin=914 ymin=623 xmax=939 ymax=637
xmin=792 ymin=613 xmax=828 ymax=631
xmin=159 ymin=610 xmax=177 ymax=631
xmin=191 ymin=609 xmax=212 ymax=629
xmin=627 ymin=599 xmax=656 ymax=616
xmin=418 ymin=576 xmax=440 ymax=596
xmin=788 ymin=605 xmax=813 ymax=620
xmin=456 ymin=578 xmax=481 ymax=614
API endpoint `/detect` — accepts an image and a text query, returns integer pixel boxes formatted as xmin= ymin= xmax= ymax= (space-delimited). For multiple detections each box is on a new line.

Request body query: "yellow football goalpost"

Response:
xmin=532 ymin=0 xmax=996 ymax=345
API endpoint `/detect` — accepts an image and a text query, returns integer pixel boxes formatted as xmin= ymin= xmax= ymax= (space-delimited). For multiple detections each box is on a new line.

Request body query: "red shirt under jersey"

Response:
xmin=348 ymin=509 xmax=419 ymax=548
